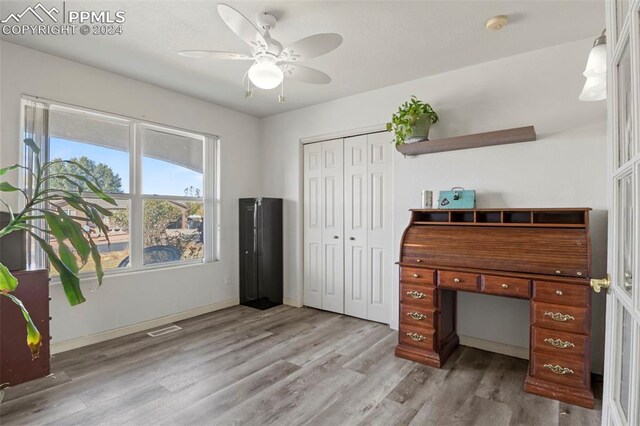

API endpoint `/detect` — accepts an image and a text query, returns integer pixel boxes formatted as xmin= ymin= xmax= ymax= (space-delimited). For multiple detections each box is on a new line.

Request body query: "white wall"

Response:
xmin=0 ymin=41 xmax=262 ymax=344
xmin=260 ymin=38 xmax=608 ymax=371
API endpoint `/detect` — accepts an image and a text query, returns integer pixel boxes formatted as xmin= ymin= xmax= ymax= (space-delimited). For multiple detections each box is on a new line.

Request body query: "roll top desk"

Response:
xmin=395 ymin=208 xmax=595 ymax=408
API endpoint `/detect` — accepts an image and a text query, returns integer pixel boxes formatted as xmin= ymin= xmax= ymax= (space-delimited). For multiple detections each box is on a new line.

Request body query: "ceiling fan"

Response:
xmin=178 ymin=4 xmax=343 ymax=101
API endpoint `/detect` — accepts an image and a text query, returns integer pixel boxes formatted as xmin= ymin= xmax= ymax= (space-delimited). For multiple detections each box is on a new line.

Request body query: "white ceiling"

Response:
xmin=1 ymin=1 xmax=605 ymax=117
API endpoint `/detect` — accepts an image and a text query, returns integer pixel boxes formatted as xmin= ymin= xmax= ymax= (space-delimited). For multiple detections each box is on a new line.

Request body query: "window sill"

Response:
xmin=48 ymin=258 xmax=219 ymax=286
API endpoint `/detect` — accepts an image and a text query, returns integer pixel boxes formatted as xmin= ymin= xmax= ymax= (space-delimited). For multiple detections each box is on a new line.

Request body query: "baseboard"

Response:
xmin=51 ymin=297 xmax=239 ymax=354
xmin=283 ymin=297 xmax=303 ymax=308
xmin=458 ymin=335 xmax=529 ymax=360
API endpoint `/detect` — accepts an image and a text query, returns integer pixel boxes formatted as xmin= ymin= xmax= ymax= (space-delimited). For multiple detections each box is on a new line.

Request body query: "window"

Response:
xmin=23 ymin=99 xmax=218 ymax=276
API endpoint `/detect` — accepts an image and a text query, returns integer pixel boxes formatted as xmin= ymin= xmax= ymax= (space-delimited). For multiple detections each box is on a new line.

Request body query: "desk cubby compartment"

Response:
xmin=503 ymin=211 xmax=532 ymax=223
xmin=413 ymin=211 xmax=449 ymax=223
xmin=533 ymin=211 xmax=586 ymax=225
xmin=450 ymin=211 xmax=474 ymax=223
xmin=476 ymin=211 xmax=501 ymax=223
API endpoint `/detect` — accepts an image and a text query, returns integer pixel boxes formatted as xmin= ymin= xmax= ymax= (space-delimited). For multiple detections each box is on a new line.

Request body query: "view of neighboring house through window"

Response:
xmin=140 ymin=126 xmax=206 ymax=265
xmin=32 ymin=100 xmax=217 ymax=276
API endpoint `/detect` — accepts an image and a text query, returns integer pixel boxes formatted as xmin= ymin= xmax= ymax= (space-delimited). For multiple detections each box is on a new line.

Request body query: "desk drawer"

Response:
xmin=530 ymin=352 xmax=588 ymax=389
xmin=531 ymin=301 xmax=590 ymax=334
xmin=482 ymin=275 xmax=531 ymax=299
xmin=532 ymin=326 xmax=588 ymax=358
xmin=401 ymin=284 xmax=436 ymax=307
xmin=400 ymin=304 xmax=437 ymax=328
xmin=401 ymin=267 xmax=435 ymax=286
xmin=533 ymin=281 xmax=589 ymax=306
xmin=399 ymin=324 xmax=436 ymax=352
xmin=438 ymin=271 xmax=480 ymax=292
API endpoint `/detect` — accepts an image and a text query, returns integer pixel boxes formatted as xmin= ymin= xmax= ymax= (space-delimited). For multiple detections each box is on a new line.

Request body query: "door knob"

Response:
xmin=590 ymin=274 xmax=611 ymax=293
xmin=334 ymin=235 xmax=339 ymax=239
xmin=349 ymin=237 xmax=355 ymax=240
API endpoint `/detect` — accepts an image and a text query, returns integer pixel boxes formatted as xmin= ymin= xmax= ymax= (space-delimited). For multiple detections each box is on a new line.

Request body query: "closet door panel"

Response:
xmin=366 ymin=132 xmax=393 ymax=323
xmin=303 ymin=143 xmax=322 ymax=309
xmin=344 ymin=135 xmax=368 ymax=319
xmin=321 ymin=139 xmax=345 ymax=314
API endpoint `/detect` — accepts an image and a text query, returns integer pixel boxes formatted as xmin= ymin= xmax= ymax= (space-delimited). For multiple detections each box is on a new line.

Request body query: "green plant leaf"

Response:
xmin=89 ymin=238 xmax=104 ymax=286
xmin=0 ymin=182 xmax=20 ymax=192
xmin=23 ymin=138 xmax=41 ymax=155
xmin=2 ymin=293 xmax=42 ymax=359
xmin=0 ymin=164 xmax=20 ymax=176
xmin=0 ymin=263 xmax=18 ymax=292
xmin=58 ymin=209 xmax=92 ymax=263
xmin=31 ymin=234 xmax=85 ymax=305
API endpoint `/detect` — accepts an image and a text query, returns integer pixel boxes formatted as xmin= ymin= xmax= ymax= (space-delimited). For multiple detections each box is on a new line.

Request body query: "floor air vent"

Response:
xmin=147 ymin=325 xmax=182 ymax=337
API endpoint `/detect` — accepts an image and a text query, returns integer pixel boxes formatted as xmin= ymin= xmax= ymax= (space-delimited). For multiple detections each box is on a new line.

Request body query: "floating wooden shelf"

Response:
xmin=396 ymin=125 xmax=537 ymax=156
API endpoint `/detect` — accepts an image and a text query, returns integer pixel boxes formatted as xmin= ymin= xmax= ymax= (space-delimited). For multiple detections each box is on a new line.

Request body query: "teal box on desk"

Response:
xmin=438 ymin=187 xmax=476 ymax=209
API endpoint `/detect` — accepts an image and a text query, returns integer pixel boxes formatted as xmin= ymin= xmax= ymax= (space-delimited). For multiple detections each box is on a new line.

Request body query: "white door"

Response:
xmin=303 ymin=143 xmax=323 ymax=309
xmin=320 ymin=139 xmax=345 ymax=314
xmin=344 ymin=135 xmax=369 ymax=319
xmin=602 ymin=1 xmax=640 ymax=425
xmin=366 ymin=132 xmax=393 ymax=323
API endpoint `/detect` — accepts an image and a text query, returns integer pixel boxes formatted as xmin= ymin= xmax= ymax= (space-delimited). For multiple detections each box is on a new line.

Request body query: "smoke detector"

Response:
xmin=486 ymin=15 xmax=508 ymax=32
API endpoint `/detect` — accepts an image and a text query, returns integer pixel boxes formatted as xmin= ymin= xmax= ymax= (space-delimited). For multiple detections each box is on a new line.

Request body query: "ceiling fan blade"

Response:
xmin=178 ymin=50 xmax=253 ymax=60
xmin=217 ymin=4 xmax=268 ymax=52
xmin=280 ymin=64 xmax=331 ymax=84
xmin=280 ymin=33 xmax=343 ymax=62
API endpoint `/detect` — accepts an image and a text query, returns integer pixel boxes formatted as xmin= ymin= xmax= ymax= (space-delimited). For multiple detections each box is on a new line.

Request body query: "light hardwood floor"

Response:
xmin=1 ymin=305 xmax=601 ymax=425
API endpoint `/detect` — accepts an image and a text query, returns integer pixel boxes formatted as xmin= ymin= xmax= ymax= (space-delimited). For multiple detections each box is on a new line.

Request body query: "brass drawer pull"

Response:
xmin=453 ymin=278 xmax=461 ymax=283
xmin=544 ymin=312 xmax=575 ymax=322
xmin=416 ymin=259 xmax=422 ymax=263
xmin=406 ymin=312 xmax=426 ymax=321
xmin=407 ymin=332 xmax=426 ymax=342
xmin=555 ymin=290 xmax=563 ymax=296
xmin=555 ymin=270 xmax=562 ymax=275
xmin=543 ymin=364 xmax=574 ymax=375
xmin=413 ymin=273 xmax=420 ymax=278
xmin=406 ymin=291 xmax=426 ymax=299
xmin=501 ymin=283 xmax=509 ymax=289
xmin=544 ymin=338 xmax=575 ymax=349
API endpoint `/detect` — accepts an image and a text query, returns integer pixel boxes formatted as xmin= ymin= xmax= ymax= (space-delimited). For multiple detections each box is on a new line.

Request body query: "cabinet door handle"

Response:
xmin=544 ymin=338 xmax=575 ymax=349
xmin=406 ymin=291 xmax=426 ymax=299
xmin=543 ymin=364 xmax=574 ymax=375
xmin=544 ymin=312 xmax=575 ymax=322
xmin=406 ymin=312 xmax=426 ymax=320
xmin=406 ymin=332 xmax=426 ymax=342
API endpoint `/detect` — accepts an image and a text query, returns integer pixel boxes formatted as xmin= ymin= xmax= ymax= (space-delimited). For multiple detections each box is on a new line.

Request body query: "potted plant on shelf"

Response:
xmin=387 ymin=95 xmax=439 ymax=146
xmin=0 ymin=138 xmax=115 ymax=365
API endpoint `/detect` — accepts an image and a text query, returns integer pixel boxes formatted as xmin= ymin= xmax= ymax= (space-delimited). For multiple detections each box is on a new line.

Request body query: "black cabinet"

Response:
xmin=239 ymin=198 xmax=283 ymax=309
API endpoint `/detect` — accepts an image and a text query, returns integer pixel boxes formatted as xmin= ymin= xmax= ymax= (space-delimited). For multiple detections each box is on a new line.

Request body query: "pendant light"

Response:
xmin=579 ymin=30 xmax=606 ymax=101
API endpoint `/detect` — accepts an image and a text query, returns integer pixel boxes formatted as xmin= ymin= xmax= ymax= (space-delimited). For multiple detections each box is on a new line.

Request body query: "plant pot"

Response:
xmin=407 ymin=114 xmax=432 ymax=142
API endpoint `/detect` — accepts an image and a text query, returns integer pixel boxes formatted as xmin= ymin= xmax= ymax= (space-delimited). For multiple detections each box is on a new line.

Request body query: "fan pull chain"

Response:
xmin=278 ymin=79 xmax=286 ymax=103
xmin=244 ymin=71 xmax=253 ymax=98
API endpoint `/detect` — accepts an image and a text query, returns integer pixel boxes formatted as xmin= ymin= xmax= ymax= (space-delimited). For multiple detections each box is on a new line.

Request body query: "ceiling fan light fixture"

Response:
xmin=248 ymin=56 xmax=283 ymax=89
xmin=583 ymin=34 xmax=607 ymax=78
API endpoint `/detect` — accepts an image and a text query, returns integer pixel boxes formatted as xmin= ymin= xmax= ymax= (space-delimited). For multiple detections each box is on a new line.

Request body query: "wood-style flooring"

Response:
xmin=1 ymin=305 xmax=602 ymax=425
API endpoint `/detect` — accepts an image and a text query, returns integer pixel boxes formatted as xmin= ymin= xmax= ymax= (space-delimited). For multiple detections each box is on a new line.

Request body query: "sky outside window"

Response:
xmin=49 ymin=137 xmax=203 ymax=196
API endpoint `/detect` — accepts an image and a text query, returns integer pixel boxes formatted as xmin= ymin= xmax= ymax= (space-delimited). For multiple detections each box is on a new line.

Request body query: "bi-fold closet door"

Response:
xmin=303 ymin=133 xmax=392 ymax=324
